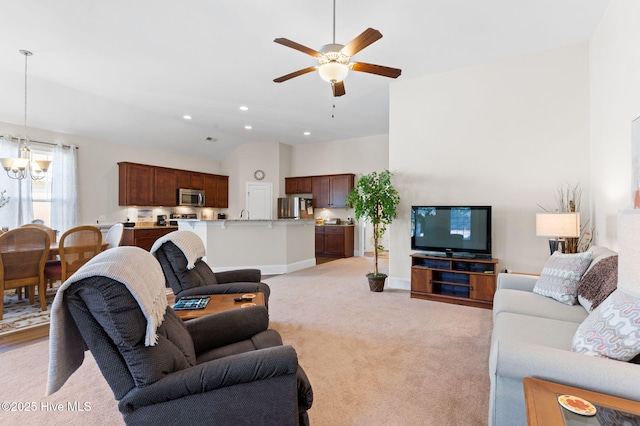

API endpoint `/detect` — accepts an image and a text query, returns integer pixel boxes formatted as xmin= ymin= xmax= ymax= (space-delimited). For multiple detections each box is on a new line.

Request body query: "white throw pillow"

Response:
xmin=532 ymin=251 xmax=592 ymax=305
xmin=572 ymin=289 xmax=640 ymax=361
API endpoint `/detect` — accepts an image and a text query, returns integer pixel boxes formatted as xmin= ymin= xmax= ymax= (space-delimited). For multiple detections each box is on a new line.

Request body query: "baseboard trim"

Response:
xmin=211 ymin=258 xmax=317 ymax=275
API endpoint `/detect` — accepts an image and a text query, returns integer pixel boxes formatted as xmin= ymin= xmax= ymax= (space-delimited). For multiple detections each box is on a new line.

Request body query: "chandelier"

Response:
xmin=0 ymin=50 xmax=51 ymax=180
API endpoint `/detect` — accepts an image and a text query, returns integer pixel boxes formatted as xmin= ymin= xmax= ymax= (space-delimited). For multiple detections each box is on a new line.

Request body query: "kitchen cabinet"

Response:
xmin=121 ymin=227 xmax=177 ymax=251
xmin=203 ymin=175 xmax=229 ymax=208
xmin=311 ymin=174 xmax=354 ymax=208
xmin=119 ymin=162 xmax=154 ymax=206
xmin=285 ymin=177 xmax=312 ymax=194
xmin=118 ymin=162 xmax=229 ymax=208
xmin=315 ymin=225 xmax=354 ymax=258
xmin=154 ymin=168 xmax=178 ymax=206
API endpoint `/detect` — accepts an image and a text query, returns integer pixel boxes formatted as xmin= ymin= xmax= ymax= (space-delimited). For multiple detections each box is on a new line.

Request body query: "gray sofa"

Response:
xmin=488 ymin=246 xmax=640 ymax=426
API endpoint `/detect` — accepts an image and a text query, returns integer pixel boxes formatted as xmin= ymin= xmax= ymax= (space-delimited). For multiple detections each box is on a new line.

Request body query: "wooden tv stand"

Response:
xmin=410 ymin=254 xmax=498 ymax=309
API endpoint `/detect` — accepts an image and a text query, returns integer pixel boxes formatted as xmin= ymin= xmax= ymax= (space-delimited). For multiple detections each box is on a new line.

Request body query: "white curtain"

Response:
xmin=51 ymin=144 xmax=79 ymax=233
xmin=0 ymin=136 xmax=34 ymax=229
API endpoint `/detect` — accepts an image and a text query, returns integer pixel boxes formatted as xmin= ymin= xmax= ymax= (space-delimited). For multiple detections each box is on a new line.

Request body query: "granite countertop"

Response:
xmin=316 ymin=223 xmax=354 ymax=227
xmin=123 ymin=223 xmax=179 ymax=230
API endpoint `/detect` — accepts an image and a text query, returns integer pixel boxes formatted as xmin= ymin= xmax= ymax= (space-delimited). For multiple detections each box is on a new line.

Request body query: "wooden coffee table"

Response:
xmin=524 ymin=377 xmax=640 ymax=425
xmin=174 ymin=292 xmax=265 ymax=320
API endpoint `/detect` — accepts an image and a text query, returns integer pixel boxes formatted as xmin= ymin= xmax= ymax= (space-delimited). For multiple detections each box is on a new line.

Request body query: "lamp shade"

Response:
xmin=618 ymin=209 xmax=640 ymax=297
xmin=535 ymin=213 xmax=580 ymax=238
xmin=318 ymin=62 xmax=348 ymax=83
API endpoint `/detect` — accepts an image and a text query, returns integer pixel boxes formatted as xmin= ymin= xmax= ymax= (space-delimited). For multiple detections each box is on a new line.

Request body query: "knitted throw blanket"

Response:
xmin=47 ymin=246 xmax=168 ymax=395
xmin=150 ymin=230 xmax=206 ymax=269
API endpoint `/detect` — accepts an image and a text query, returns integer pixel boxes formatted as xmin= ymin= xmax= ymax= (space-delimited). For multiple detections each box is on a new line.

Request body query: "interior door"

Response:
xmin=246 ymin=182 xmax=273 ymax=220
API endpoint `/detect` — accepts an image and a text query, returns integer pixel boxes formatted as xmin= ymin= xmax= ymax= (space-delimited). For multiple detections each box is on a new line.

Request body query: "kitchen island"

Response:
xmin=177 ymin=219 xmax=316 ymax=274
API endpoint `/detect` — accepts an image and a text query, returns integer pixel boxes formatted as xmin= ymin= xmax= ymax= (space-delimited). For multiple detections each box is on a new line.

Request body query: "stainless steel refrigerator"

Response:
xmin=277 ymin=197 xmax=314 ymax=219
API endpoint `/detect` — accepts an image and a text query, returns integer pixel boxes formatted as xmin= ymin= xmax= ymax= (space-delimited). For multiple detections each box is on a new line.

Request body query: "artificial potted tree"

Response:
xmin=346 ymin=170 xmax=400 ymax=292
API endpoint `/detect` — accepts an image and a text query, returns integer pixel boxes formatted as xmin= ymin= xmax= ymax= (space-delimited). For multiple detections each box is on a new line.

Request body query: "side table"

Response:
xmin=174 ymin=293 xmax=265 ymax=320
xmin=524 ymin=377 xmax=640 ymax=425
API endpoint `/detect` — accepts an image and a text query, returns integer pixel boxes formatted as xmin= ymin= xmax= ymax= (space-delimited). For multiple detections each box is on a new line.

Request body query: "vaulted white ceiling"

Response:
xmin=0 ymin=0 xmax=609 ymax=161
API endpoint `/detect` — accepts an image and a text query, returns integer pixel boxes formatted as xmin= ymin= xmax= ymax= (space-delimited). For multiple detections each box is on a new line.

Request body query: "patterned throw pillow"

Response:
xmin=572 ymin=289 xmax=640 ymax=361
xmin=577 ymin=255 xmax=618 ymax=311
xmin=533 ymin=251 xmax=593 ymax=305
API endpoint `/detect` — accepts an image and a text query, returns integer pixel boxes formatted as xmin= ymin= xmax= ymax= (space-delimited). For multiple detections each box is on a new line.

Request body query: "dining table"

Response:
xmin=48 ymin=241 xmax=109 ymax=258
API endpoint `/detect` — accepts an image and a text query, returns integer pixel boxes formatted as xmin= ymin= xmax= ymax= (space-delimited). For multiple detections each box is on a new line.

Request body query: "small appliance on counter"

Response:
xmin=170 ymin=213 xmax=198 ymax=220
xmin=156 ymin=215 xmax=167 ymax=226
xmin=217 ymin=213 xmax=227 ymax=219
xmin=277 ymin=197 xmax=314 ymax=219
xmin=323 ymin=218 xmax=341 ymax=225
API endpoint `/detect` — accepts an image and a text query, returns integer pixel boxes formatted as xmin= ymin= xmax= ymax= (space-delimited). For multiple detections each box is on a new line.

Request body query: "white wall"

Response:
xmin=0 ymin=121 xmax=221 ymax=226
xmin=389 ymin=43 xmax=591 ymax=287
xmin=589 ymin=0 xmax=640 ymax=249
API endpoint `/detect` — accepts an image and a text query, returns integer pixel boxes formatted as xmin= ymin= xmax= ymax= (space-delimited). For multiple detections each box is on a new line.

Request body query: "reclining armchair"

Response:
xmin=151 ymin=231 xmax=271 ymax=304
xmin=48 ymin=247 xmax=313 ymax=426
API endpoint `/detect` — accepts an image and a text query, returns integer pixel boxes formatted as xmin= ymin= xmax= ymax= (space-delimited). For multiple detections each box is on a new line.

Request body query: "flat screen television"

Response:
xmin=411 ymin=206 xmax=492 ymax=257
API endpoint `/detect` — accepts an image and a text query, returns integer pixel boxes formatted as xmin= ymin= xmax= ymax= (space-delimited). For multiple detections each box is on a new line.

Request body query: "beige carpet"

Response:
xmin=0 ymin=256 xmax=492 ymax=425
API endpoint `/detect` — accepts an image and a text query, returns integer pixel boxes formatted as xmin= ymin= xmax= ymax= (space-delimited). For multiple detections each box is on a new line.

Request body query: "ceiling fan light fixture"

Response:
xmin=318 ymin=62 xmax=348 ymax=83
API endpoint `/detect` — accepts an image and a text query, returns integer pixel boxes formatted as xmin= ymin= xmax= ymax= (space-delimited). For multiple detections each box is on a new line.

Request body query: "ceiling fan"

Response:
xmin=273 ymin=1 xmax=401 ymax=97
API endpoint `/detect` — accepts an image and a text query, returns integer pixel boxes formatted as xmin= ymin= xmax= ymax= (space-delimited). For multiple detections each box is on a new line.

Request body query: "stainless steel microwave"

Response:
xmin=178 ymin=188 xmax=205 ymax=207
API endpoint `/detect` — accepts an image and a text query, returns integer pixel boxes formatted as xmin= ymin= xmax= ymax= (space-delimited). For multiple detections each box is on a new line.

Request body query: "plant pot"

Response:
xmin=367 ymin=274 xmax=387 ymax=292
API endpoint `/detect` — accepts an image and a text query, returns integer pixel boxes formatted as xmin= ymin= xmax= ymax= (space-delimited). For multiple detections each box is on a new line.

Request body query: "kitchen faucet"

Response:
xmin=239 ymin=209 xmax=249 ymax=220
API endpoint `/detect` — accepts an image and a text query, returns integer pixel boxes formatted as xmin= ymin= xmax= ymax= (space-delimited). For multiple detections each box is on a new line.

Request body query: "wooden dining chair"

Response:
xmin=0 ymin=227 xmax=51 ymax=320
xmin=45 ymin=225 xmax=102 ymax=286
xmin=21 ymin=223 xmax=57 ymax=243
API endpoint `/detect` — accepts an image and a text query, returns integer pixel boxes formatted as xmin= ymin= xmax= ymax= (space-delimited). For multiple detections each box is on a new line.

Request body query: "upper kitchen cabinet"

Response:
xmin=178 ymin=170 xmax=204 ymax=190
xmin=285 ymin=176 xmax=312 ymax=194
xmin=119 ymin=162 xmax=154 ymax=206
xmin=311 ymin=174 xmax=355 ymax=208
xmin=154 ymin=167 xmax=178 ymax=206
xmin=203 ymin=174 xmax=229 ymax=208
xmin=118 ymin=162 xmax=229 ymax=208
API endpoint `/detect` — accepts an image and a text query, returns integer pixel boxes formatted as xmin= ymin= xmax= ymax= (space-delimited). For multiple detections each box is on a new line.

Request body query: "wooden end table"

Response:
xmin=524 ymin=377 xmax=640 ymax=425
xmin=174 ymin=292 xmax=265 ymax=320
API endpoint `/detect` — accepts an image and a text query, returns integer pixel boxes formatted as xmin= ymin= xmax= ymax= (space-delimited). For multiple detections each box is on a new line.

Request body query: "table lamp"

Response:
xmin=536 ymin=213 xmax=580 ymax=254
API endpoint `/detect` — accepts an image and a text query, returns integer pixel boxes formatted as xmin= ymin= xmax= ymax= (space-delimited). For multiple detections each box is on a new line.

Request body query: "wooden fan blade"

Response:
xmin=274 ymin=38 xmax=322 ymax=58
xmin=341 ymin=28 xmax=383 ymax=57
xmin=274 ymin=66 xmax=318 ymax=83
xmin=351 ymin=62 xmax=402 ymax=79
xmin=332 ymin=81 xmax=346 ymax=97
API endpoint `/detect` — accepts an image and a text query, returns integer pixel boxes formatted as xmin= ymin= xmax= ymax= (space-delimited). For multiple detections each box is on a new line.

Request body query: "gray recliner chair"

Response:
xmin=153 ymin=237 xmax=271 ymax=304
xmin=62 ymin=274 xmax=313 ymax=425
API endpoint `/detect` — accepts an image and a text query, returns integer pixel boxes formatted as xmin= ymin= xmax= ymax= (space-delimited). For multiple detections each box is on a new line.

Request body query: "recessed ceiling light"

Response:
xmin=240 ymin=106 xmax=249 ymax=111
xmin=183 ymin=115 xmax=192 ymax=120
xmin=245 ymin=125 xmax=252 ymax=130
xmin=304 ymin=131 xmax=311 ymax=136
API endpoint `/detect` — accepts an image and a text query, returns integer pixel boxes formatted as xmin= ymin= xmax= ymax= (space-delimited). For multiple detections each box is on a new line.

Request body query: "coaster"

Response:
xmin=242 ymin=294 xmax=256 ymax=299
xmin=557 ymin=395 xmax=597 ymax=416
xmin=241 ymin=302 xmax=256 ymax=308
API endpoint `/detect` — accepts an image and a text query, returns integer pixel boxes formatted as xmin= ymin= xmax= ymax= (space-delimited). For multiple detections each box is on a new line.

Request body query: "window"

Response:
xmin=31 ymin=148 xmax=53 ymax=226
